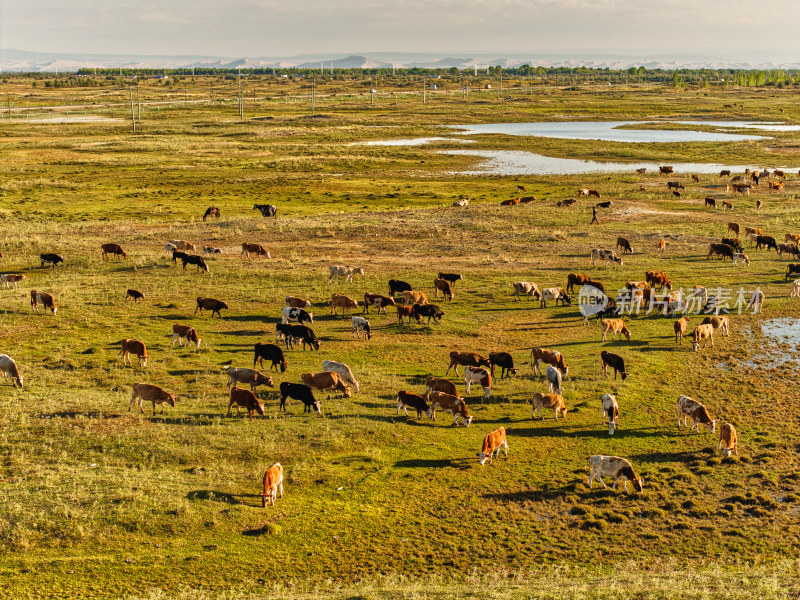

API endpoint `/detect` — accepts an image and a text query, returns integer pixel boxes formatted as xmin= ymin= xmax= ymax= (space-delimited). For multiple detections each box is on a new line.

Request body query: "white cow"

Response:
xmin=464 ymin=366 xmax=491 ymax=401
xmin=512 ymin=281 xmax=541 ymax=301
xmin=601 ymin=393 xmax=619 ymax=435
xmin=351 ymin=316 xmax=371 ymax=340
xmin=540 ymin=287 xmax=571 ymax=308
xmin=329 ymin=265 xmax=365 ymax=284
xmin=545 ymin=365 xmax=562 ymax=394
xmin=322 ymin=360 xmax=359 ymax=393
xmin=587 ymin=455 xmax=643 ymax=492
xmin=591 ymin=248 xmax=623 ymax=268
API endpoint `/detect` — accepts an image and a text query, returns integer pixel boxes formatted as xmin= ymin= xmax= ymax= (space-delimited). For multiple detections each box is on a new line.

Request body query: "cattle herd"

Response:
xmin=2 ymin=169 xmax=798 ymax=508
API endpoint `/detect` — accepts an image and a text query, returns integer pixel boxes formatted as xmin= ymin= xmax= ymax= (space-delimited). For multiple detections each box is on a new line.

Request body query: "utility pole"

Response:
xmin=136 ymin=80 xmax=141 ymax=123
xmin=128 ymin=86 xmax=136 ymax=133
xmin=311 ymin=78 xmax=316 ymax=116
xmin=239 ymin=77 xmax=244 ymax=119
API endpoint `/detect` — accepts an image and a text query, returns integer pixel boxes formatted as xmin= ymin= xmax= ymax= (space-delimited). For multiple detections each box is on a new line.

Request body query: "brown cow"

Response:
xmin=719 ymin=423 xmax=738 ymax=457
xmin=531 ymin=392 xmax=567 ymax=420
xmin=301 ymin=371 xmax=352 ymax=399
xmin=425 ymin=375 xmax=458 ymax=397
xmin=501 ymin=197 xmax=520 ymax=206
xmin=674 ymin=316 xmax=690 ymax=345
xmin=129 ymin=383 xmax=175 ymax=415
xmin=433 ymin=278 xmax=454 ymax=301
xmin=101 ymin=243 xmax=127 ymax=260
xmin=286 ymin=295 xmax=312 ymax=309
xmin=30 ymin=290 xmax=57 ymax=315
xmin=402 ymin=290 xmax=429 ymax=306
xmin=477 ymin=427 xmax=508 ymax=465
xmin=331 ymin=293 xmax=358 ymax=317
xmin=120 ymin=339 xmax=148 ymax=367
xmin=225 ymin=366 xmax=274 ymax=392
xmin=396 ymin=390 xmax=429 ymax=419
xmin=601 ymin=319 xmax=631 ymax=342
xmin=690 ymin=324 xmax=715 ymax=352
xmin=261 ymin=463 xmax=284 ymax=507
xmin=363 ymin=293 xmax=396 ymax=315
xmin=531 ymin=348 xmax=568 ymax=377
xmin=616 ymin=237 xmax=632 ymax=254
xmin=227 ymin=386 xmax=265 ymax=419
xmin=704 ymin=197 xmax=717 ymax=208
xmin=126 ymin=289 xmax=144 ymax=302
xmin=195 ymin=297 xmax=227 ymax=318
xmin=427 ymin=391 xmax=472 ymax=427
xmin=727 ymin=222 xmax=740 ymax=237
xmin=241 ymin=243 xmax=270 ymax=260
xmin=445 ymin=351 xmax=490 ymax=376
xmin=172 ymin=324 xmax=201 ymax=349
xmin=1 ymin=274 xmax=26 ymax=289
xmin=397 ymin=304 xmax=415 ymax=324
xmin=677 ymin=395 xmax=715 ymax=433
xmin=566 ymin=273 xmax=590 ymax=294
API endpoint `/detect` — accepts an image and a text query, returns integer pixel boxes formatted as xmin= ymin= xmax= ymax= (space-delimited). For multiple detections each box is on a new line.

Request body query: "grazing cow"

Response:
xmin=119 ymin=339 xmax=148 ymax=367
xmin=788 ymin=264 xmax=800 ymax=281
xmin=289 ymin=324 xmax=320 ymax=350
xmin=586 ymin=190 xmax=601 ymax=198
xmin=601 ymin=393 xmax=619 ymax=435
xmin=722 ymin=200 xmax=732 ymax=210
xmin=477 ymin=427 xmax=508 ymax=466
xmin=331 ymin=293 xmax=358 ymax=317
xmin=425 ymin=376 xmax=458 ymax=397
xmin=281 ymin=307 xmax=313 ymax=325
xmin=427 ymin=391 xmax=472 ymax=427
xmin=329 ymin=265 xmax=364 ymax=284
xmin=667 ymin=181 xmax=684 ymax=191
xmin=659 ymin=166 xmax=674 ymax=174
xmin=531 ymin=392 xmax=567 ymax=420
xmin=437 ymin=273 xmax=463 ymax=285
xmin=286 ymin=295 xmax=312 ymax=309
xmin=708 ymin=243 xmax=734 ymax=261
xmin=181 ymin=254 xmax=209 ymax=272
xmin=672 ymin=191 xmax=681 ymax=198
xmin=730 ymin=176 xmax=744 ymax=183
xmin=446 ymin=351 xmax=490 ymax=376
xmin=227 ymin=386 xmax=265 ymax=420
xmin=556 ymin=199 xmax=576 ymax=207
xmin=225 ymin=366 xmax=274 ymax=392
xmin=677 ymin=395 xmax=715 ymax=433
xmin=540 ymin=287 xmax=571 ymax=308
xmin=202 ymin=206 xmax=220 ymax=221
xmin=501 ymin=197 xmax=520 ymax=206
xmin=674 ymin=316 xmax=690 ymax=344
xmin=516 ymin=185 xmax=527 ymax=192
xmin=774 ymin=169 xmax=786 ymax=179
xmin=322 ymin=360 xmax=359 ymax=393
xmin=261 ymin=463 xmax=284 ymax=507
xmin=30 ymin=290 xmax=57 ymax=315
xmin=1 ymin=273 xmax=26 ymax=289
xmin=531 ymin=348 xmax=568 ymax=377
xmin=396 ymin=390 xmax=429 ymax=419
xmin=172 ymin=324 xmax=201 ymax=349
xmin=0 ymin=354 xmax=23 ymax=388
xmin=701 ymin=315 xmax=730 ymax=337
xmin=590 ymin=248 xmax=623 ymax=268
xmin=129 ymin=383 xmax=175 ymax=415
xmin=199 ymin=244 xmax=218 ymax=254
xmin=464 ymin=366 xmax=492 ymax=401
xmin=172 ymin=250 xmax=189 ymax=265
xmin=756 ymin=199 xmax=763 ymax=211
xmin=433 ymin=279 xmax=454 ymax=301
xmin=657 ymin=240 xmax=666 ymax=253
xmin=301 ymin=371 xmax=351 ymax=399
xmin=278 ymin=382 xmax=322 ymax=414
xmin=453 ymin=198 xmax=469 ymax=207
xmin=351 ymin=316 xmax=372 ymax=340
xmin=254 ymin=343 xmax=288 ymax=373
xmin=727 ymin=222 xmax=740 ymax=237
xmin=411 ymin=303 xmax=444 ymax=324
xmin=126 ymin=289 xmax=144 ymax=302
xmin=578 ymin=188 xmax=590 ymax=197
xmin=704 ymin=197 xmax=717 ymax=208
xmin=40 ymin=253 xmax=64 ymax=268
xmin=397 ymin=304 xmax=415 ymax=324
xmin=488 ymin=352 xmax=517 ymax=378
xmin=565 ymin=274 xmax=590 ymax=294
xmin=785 ymin=233 xmax=800 ymax=245
xmin=636 ymin=167 xmax=647 ymax=174
xmin=513 ymin=281 xmax=541 ymax=301
xmin=595 ymin=200 xmax=612 ymax=208
xmin=616 ymin=237 xmax=632 ymax=254
xmin=545 ymin=365 xmax=562 ymax=394
xmin=692 ymin=174 xmax=700 ymax=183
xmin=646 ymin=271 xmax=672 ymax=291
xmin=746 ymin=289 xmax=764 ymax=314
xmin=101 ymin=243 xmax=126 ymax=260
xmin=169 ymin=240 xmax=196 ymax=252
xmin=600 ymin=350 xmax=627 ymax=381
xmin=732 ymin=252 xmax=750 ymax=267
xmin=519 ymin=196 xmax=536 ymax=203
xmin=241 ymin=243 xmax=270 ymax=260
xmin=745 ymin=227 xmax=763 ymax=246
xmin=721 ymin=238 xmax=743 ymax=252
xmin=587 ymin=456 xmax=643 ymax=492
xmin=388 ymin=279 xmax=413 ymax=297
xmin=601 ymin=319 xmax=631 ymax=342
xmin=730 ymin=183 xmax=751 ymax=195
xmin=195 ymin=297 xmax=228 ymax=318
xmin=719 ymin=170 xmax=731 ymax=177
xmin=719 ymin=423 xmax=739 ymax=457
xmin=756 ymin=235 xmax=779 ymax=252
xmin=770 ymin=181 xmax=783 ymax=191
xmin=253 ymin=203 xmax=277 ymax=217
xmin=275 ymin=323 xmax=293 ymax=347
xmin=690 ymin=324 xmax=715 ymax=352
xmin=779 ymin=243 xmax=800 ymax=260
xmin=364 ymin=293 xmax=396 ymax=315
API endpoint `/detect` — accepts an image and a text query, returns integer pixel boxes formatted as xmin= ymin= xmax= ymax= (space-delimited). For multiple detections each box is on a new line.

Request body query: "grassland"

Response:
xmin=1 ymin=77 xmax=800 ymax=598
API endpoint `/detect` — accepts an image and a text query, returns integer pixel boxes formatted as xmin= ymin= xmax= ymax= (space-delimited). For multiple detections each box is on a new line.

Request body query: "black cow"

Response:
xmin=488 ymin=352 xmax=517 ymax=378
xmin=203 ymin=206 xmax=220 ymax=221
xmin=279 ymin=382 xmax=321 ymax=414
xmin=253 ymin=204 xmax=277 ymax=217
xmin=721 ymin=237 xmax=744 ymax=252
xmin=275 ymin=323 xmax=294 ymax=348
xmin=600 ymin=350 xmax=628 ymax=381
xmin=786 ymin=264 xmax=800 ymax=281
xmin=254 ymin=343 xmax=287 ymax=372
xmin=288 ymin=324 xmax=320 ymax=350
xmin=756 ymin=235 xmax=779 ymax=252
xmin=40 ymin=253 xmax=64 ymax=268
xmin=181 ymin=254 xmax=209 ymax=272
xmin=437 ymin=272 xmax=463 ymax=285
xmin=411 ymin=303 xmax=444 ymax=324
xmin=172 ymin=250 xmax=190 ymax=264
xmin=595 ymin=201 xmax=613 ymax=208
xmin=388 ymin=279 xmax=413 ymax=297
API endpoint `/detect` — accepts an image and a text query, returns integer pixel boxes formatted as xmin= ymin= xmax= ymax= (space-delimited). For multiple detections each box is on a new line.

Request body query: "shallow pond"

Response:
xmin=741 ymin=318 xmax=800 ymax=370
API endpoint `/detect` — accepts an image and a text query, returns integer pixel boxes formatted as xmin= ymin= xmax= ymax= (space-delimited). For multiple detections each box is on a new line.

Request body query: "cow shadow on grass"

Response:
xmin=513 ymin=424 xmax=665 ymax=439
xmin=216 ymin=330 xmax=265 ymax=337
xmin=394 ymin=458 xmax=472 ymax=470
xmin=40 ymin=410 xmax=126 ymax=420
xmin=224 ymin=315 xmax=271 ymax=323
xmin=186 ymin=490 xmax=263 ymax=508
xmin=483 ymin=483 xmax=580 ymax=503
xmin=168 ymin=368 xmax=208 ymax=376
xmin=630 ymin=449 xmax=709 ymax=464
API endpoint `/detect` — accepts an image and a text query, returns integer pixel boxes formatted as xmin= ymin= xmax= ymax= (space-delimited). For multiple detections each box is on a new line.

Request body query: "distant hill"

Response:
xmin=2 ymin=48 xmax=800 ymax=73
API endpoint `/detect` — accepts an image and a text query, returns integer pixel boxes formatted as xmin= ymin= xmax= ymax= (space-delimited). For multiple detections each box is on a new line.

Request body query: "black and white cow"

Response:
xmin=253 ymin=204 xmax=277 ymax=217
xmin=281 ymin=307 xmax=313 ymax=325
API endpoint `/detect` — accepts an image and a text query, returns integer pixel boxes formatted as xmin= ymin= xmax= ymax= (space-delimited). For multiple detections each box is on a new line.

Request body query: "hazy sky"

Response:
xmin=3 ymin=0 xmax=800 ymax=57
